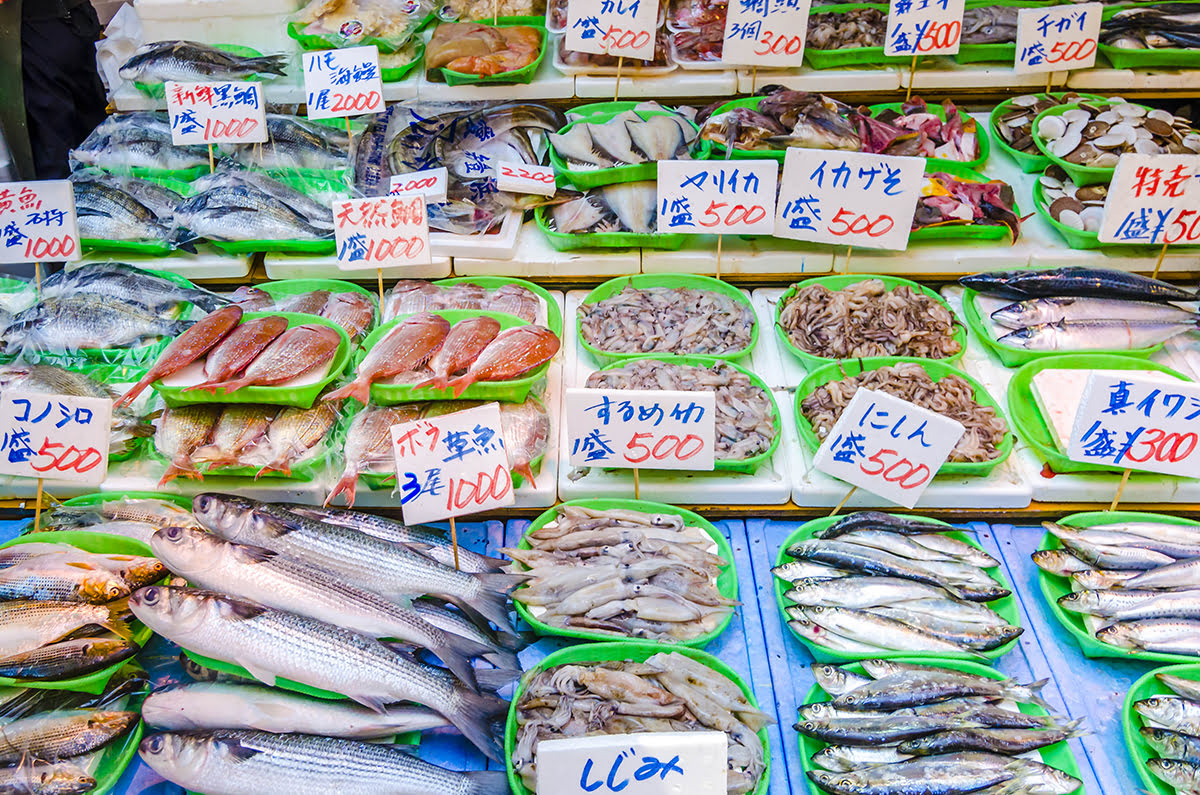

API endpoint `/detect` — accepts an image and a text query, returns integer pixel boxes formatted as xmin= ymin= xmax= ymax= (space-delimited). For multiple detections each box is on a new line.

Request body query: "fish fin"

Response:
xmin=446 ymin=594 xmax=518 ymax=638
xmin=432 ymin=635 xmax=482 ymax=692
xmin=190 ymin=445 xmax=233 ymax=467
xmin=324 ymin=471 xmax=359 ymax=507
xmin=514 ymin=462 xmax=537 ymax=490
xmin=445 ymin=685 xmax=508 ymax=762
xmin=410 ymin=375 xmax=448 ymax=392
xmin=230 ymin=544 xmax=277 ymax=564
xmin=477 ymin=572 xmax=530 ymax=594
xmin=238 ymin=660 xmax=278 ymax=687
xmin=1014 ymin=678 xmax=1053 ymax=710
xmin=482 ymin=649 xmax=522 ymax=671
xmin=190 ymin=376 xmax=252 ymax=395
xmin=347 ymin=693 xmax=391 ymax=714
xmin=474 ymin=666 xmax=521 ymax=692
xmin=114 ymin=375 xmax=153 ymax=409
xmin=322 ymin=379 xmax=371 ymax=405
xmin=462 ymin=772 xmax=510 ymax=795
xmin=100 ymin=611 xmax=135 ymax=642
xmin=446 ymin=372 xmax=476 ymax=399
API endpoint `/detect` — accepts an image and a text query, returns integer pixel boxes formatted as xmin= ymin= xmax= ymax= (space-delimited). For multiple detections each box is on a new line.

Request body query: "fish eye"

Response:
xmin=194 ymin=495 xmax=212 ymax=512
xmin=165 ymin=526 xmax=185 ymax=540
xmin=141 ymin=587 xmax=160 ymax=605
xmin=142 ymin=735 xmax=165 ymax=754
xmin=841 ymin=695 xmax=856 ymax=704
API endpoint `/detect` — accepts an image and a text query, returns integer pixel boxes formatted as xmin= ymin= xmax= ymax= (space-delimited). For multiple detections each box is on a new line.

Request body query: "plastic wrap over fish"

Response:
xmin=291 ymin=0 xmax=437 ymax=51
xmin=382 ymin=280 xmax=541 ymax=324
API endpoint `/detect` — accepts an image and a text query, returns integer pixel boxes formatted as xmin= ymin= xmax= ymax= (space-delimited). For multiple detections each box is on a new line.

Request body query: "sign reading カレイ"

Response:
xmin=303 ymin=46 xmax=385 ymax=120
xmin=0 ymin=392 xmax=112 ymax=485
xmin=1014 ymin=3 xmax=1101 ymax=74
xmin=165 ymin=81 xmax=268 ymax=145
xmin=884 ymin=0 xmax=966 ymax=56
xmin=0 ymin=181 xmax=80 ymax=264
xmin=566 ymin=0 xmax=660 ymax=61
xmin=656 ymin=160 xmax=778 ymax=235
xmin=1098 ymin=154 xmax=1200 ymax=245
xmin=1068 ymin=372 xmax=1200 ymax=478
xmin=390 ymin=403 xmax=515 ymax=525
xmin=721 ymin=0 xmax=812 ymax=67
xmin=536 ymin=731 xmax=728 ymax=795
xmin=566 ymin=388 xmax=716 ymax=471
xmin=774 ymin=148 xmax=925 ymax=250
xmin=334 ymin=194 xmax=431 ymax=271
xmin=812 ymin=387 xmax=965 ymax=508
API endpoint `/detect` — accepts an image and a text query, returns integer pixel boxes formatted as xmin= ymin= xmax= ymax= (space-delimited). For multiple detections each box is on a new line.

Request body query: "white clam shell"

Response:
xmin=1092 ymin=133 xmax=1128 ymax=149
xmin=1038 ymin=115 xmax=1068 ymax=140
xmin=1096 ymin=111 xmax=1122 ymax=125
xmin=1062 ymin=108 xmax=1091 ymax=124
xmin=1051 ymin=130 xmax=1083 ymax=158
xmin=1080 ymin=206 xmax=1104 ymax=232
xmin=1134 ymin=138 xmax=1164 ymax=154
xmin=1039 ymin=175 xmax=1064 ymax=189
xmin=1184 ymin=133 xmax=1200 ymax=152
xmin=1013 ymin=95 xmax=1039 ymax=107
xmin=1092 ymin=152 xmax=1120 ymax=168
xmin=1058 ymin=209 xmax=1084 ymax=230
xmin=1148 ymin=109 xmax=1174 ymax=123
xmin=1116 ymin=103 xmax=1147 ymax=118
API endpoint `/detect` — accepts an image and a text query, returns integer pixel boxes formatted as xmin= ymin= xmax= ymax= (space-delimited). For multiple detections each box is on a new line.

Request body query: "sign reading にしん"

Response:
xmin=536 ymin=731 xmax=728 ymax=795
xmin=303 ymin=46 xmax=385 ymax=120
xmin=0 ymin=181 xmax=80 ymax=264
xmin=1098 ymin=154 xmax=1200 ymax=245
xmin=884 ymin=0 xmax=965 ymax=56
xmin=656 ymin=160 xmax=778 ymax=235
xmin=566 ymin=0 xmax=660 ymax=60
xmin=334 ymin=194 xmax=431 ymax=271
xmin=165 ymin=81 xmax=268 ymax=145
xmin=721 ymin=0 xmax=812 ymax=67
xmin=0 ymin=392 xmax=112 ymax=485
xmin=565 ymin=388 xmax=716 ymax=471
xmin=1014 ymin=3 xmax=1101 ymax=74
xmin=812 ymin=387 xmax=965 ymax=508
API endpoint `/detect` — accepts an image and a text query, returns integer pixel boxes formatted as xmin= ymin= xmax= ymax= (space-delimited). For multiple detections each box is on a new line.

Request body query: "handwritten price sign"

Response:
xmin=390 ymin=403 xmax=515 ymax=524
xmin=566 ymin=0 xmax=659 ymax=60
xmin=774 ymin=148 xmax=924 ymax=250
xmin=0 ymin=181 xmax=80 ymax=265
xmin=389 ymin=167 xmax=449 ymax=204
xmin=566 ymin=388 xmax=716 ymax=471
xmin=656 ymin=160 xmax=778 ymax=235
xmin=0 ymin=392 xmax=111 ymax=486
xmin=334 ymin=194 xmax=431 ymax=272
xmin=813 ymin=388 xmax=964 ymax=508
xmin=1098 ymin=154 xmax=1200 ymax=245
xmin=1068 ymin=372 xmax=1200 ymax=478
xmin=303 ymin=46 xmax=384 ymax=120
xmin=885 ymin=0 xmax=965 ymax=56
xmin=721 ymin=0 xmax=812 ymax=67
xmin=1014 ymin=3 xmax=1100 ymax=74
xmin=538 ymin=732 xmax=728 ymax=795
xmin=496 ymin=161 xmax=557 ymax=197
xmin=166 ymin=81 xmax=267 ymax=145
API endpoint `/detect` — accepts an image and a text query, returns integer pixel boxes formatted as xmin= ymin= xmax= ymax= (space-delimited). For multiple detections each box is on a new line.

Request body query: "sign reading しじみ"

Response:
xmin=1099 ymin=154 xmax=1200 ymax=245
xmin=303 ymin=46 xmax=384 ymax=120
xmin=334 ymin=194 xmax=431 ymax=271
xmin=166 ymin=81 xmax=267 ymax=145
xmin=0 ymin=181 xmax=80 ymax=264
xmin=536 ymin=731 xmax=728 ymax=795
xmin=0 ymin=392 xmax=112 ymax=485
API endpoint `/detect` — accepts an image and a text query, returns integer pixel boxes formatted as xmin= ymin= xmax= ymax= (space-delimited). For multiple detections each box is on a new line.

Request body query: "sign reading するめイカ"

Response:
xmin=1099 ymin=154 xmax=1200 ymax=245
xmin=566 ymin=388 xmax=716 ymax=471
xmin=656 ymin=160 xmax=778 ymax=235
xmin=303 ymin=46 xmax=385 ymax=120
xmin=0 ymin=181 xmax=80 ymax=264
xmin=334 ymin=194 xmax=431 ymax=271
xmin=166 ymin=81 xmax=268 ymax=145
xmin=0 ymin=392 xmax=112 ymax=485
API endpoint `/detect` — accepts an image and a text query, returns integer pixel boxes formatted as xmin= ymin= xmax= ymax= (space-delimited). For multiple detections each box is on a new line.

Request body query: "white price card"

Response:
xmin=537 ymin=732 xmax=728 ymax=795
xmin=303 ymin=46 xmax=385 ymax=120
xmin=390 ymin=403 xmax=515 ymax=525
xmin=1068 ymin=372 xmax=1200 ymax=478
xmin=166 ymin=81 xmax=268 ymax=145
xmin=721 ymin=0 xmax=812 ymax=67
xmin=389 ymin=168 xmax=449 ymax=204
xmin=0 ymin=180 xmax=80 ymax=264
xmin=496 ymin=161 xmax=558 ymax=196
xmin=334 ymin=194 xmax=431 ymax=272
xmin=812 ymin=388 xmax=965 ymax=508
xmin=885 ymin=0 xmax=966 ymax=56
xmin=566 ymin=0 xmax=660 ymax=60
xmin=656 ymin=160 xmax=778 ymax=235
xmin=774 ymin=148 xmax=924 ymax=250
xmin=0 ymin=392 xmax=112 ymax=485
xmin=1098 ymin=154 xmax=1200 ymax=245
xmin=566 ymin=388 xmax=716 ymax=471
xmin=1014 ymin=3 xmax=1101 ymax=74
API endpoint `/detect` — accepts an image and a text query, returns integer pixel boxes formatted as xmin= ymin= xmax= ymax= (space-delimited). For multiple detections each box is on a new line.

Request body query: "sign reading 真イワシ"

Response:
xmin=0 ymin=392 xmax=112 ymax=485
xmin=566 ymin=388 xmax=716 ymax=471
xmin=566 ymin=0 xmax=660 ymax=60
xmin=165 ymin=81 xmax=268 ymax=145
xmin=1014 ymin=3 xmax=1101 ymax=74
xmin=0 ymin=181 xmax=80 ymax=265
xmin=1098 ymin=154 xmax=1200 ymax=245
xmin=721 ymin=0 xmax=812 ymax=67
xmin=302 ymin=46 xmax=385 ymax=120
xmin=1068 ymin=372 xmax=1200 ymax=478
xmin=884 ymin=0 xmax=966 ymax=57
xmin=334 ymin=194 xmax=431 ymax=271
xmin=774 ymin=149 xmax=925 ymax=250
xmin=656 ymin=161 xmax=778 ymax=235
xmin=536 ymin=732 xmax=728 ymax=795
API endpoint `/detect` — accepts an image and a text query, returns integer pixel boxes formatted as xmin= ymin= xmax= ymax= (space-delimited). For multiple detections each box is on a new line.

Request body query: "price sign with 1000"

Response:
xmin=0 ymin=181 xmax=80 ymax=265
xmin=656 ymin=160 xmax=778 ymax=235
xmin=1098 ymin=154 xmax=1200 ymax=245
xmin=166 ymin=81 xmax=268 ymax=145
xmin=1013 ymin=3 xmax=1101 ymax=74
xmin=885 ymin=0 xmax=965 ymax=56
xmin=334 ymin=194 xmax=431 ymax=271
xmin=721 ymin=0 xmax=812 ymax=67
xmin=0 ymin=392 xmax=112 ymax=486
xmin=565 ymin=0 xmax=660 ymax=60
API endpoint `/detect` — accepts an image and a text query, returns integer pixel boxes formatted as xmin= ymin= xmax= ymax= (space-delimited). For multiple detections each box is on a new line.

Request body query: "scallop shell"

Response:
xmin=1062 ymin=108 xmax=1091 ymax=124
xmin=1057 ymin=209 xmax=1084 ymax=230
xmin=1134 ymin=138 xmax=1165 ymax=154
xmin=1148 ymin=109 xmax=1174 ymax=123
xmin=1080 ymin=206 xmax=1104 ymax=233
xmin=1092 ymin=133 xmax=1128 ymax=149
xmin=1116 ymin=103 xmax=1147 ymax=118
xmin=1012 ymin=94 xmax=1039 ymax=107
xmin=1038 ymin=174 xmax=1064 ymax=189
xmin=1091 ymin=152 xmax=1120 ymax=168
xmin=1038 ymin=115 xmax=1068 ymax=140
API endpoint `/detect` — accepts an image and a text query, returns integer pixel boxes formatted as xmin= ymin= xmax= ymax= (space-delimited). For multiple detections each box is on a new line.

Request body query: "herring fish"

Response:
xmin=414 ymin=316 xmax=501 ymax=392
xmin=323 ymin=313 xmax=450 ymax=404
xmin=446 ymin=325 xmax=559 ymax=398
xmin=0 ymin=761 xmax=94 ymax=794
xmin=0 ymin=637 xmax=139 ymax=681
xmin=188 ymin=315 xmax=291 ymax=393
xmin=201 ymin=324 xmax=341 ymax=394
xmin=116 ymin=305 xmax=243 ymax=407
xmin=991 ymin=296 xmax=1200 ymax=329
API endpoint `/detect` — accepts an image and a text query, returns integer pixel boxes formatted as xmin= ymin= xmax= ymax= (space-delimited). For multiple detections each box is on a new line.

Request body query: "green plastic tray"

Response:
xmin=513 ymin=499 xmax=738 ymax=646
xmin=795 ymin=356 xmax=1014 ymax=477
xmin=504 ymin=641 xmax=771 ymax=795
xmin=151 ymin=312 xmax=352 ymax=408
xmin=1032 ymin=177 xmax=1104 ymax=250
xmin=1100 ymin=2 xmax=1200 ymax=69
xmin=593 ymin=354 xmax=781 ymax=474
xmin=866 ymin=102 xmax=990 ymax=169
xmin=61 ymin=490 xmax=195 ymax=512
xmin=0 ymin=531 xmax=156 ymax=693
xmin=775 ymin=275 xmax=966 ymax=371
xmin=989 ymin=93 xmax=1104 ymax=173
xmin=535 ymin=204 xmax=686 ymax=250
xmin=80 ymin=176 xmax=195 ymax=256
xmin=285 ymin=18 xmax=431 ymax=54
xmin=380 ymin=40 xmax=425 ymax=82
xmin=956 ymin=0 xmax=1047 ymax=63
xmin=358 ymin=310 xmax=552 ymax=405
xmin=1006 ymin=353 xmax=1191 ymax=474
xmin=103 ymin=163 xmax=211 ymax=183
xmin=548 ymin=107 xmax=708 ymax=189
xmin=147 ymin=418 xmax=334 ymax=482
xmin=256 ymin=278 xmax=378 ymax=338
xmin=1039 ymin=512 xmax=1200 ymax=665
xmin=1124 ymin=663 xmax=1200 ymax=795
xmin=775 ymin=516 xmax=1020 ymax=662
xmin=911 ymin=162 xmax=1019 ymax=242
xmin=134 ymin=44 xmax=265 ymax=97
xmin=703 ymin=96 xmax=789 ymax=161
xmin=434 ymin=276 xmax=564 ymax=337
xmin=799 ymin=657 xmax=1084 ymax=792
xmin=429 ymin=17 xmax=548 ymax=86
xmin=804 ymin=3 xmax=906 ymax=69
xmin=1032 ymin=100 xmax=1136 ymax=187
xmin=578 ymin=274 xmax=757 ymax=366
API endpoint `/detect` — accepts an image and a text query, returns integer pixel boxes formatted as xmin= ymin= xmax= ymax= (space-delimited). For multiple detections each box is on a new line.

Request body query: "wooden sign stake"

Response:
xmin=842 ymin=245 xmax=854 ymax=274
xmin=905 ymin=54 xmax=918 ymax=101
xmin=750 ymin=66 xmax=757 ymax=93
xmin=633 ymin=467 xmax=640 ymax=500
xmin=1045 ymin=71 xmax=1054 ymax=95
xmin=494 ymin=0 xmax=499 ymax=25
xmin=377 ymin=269 xmax=385 ymax=307
xmin=34 ymin=262 xmax=41 ymax=297
xmin=614 ymin=57 xmax=624 ymax=101
xmin=208 ymin=144 xmax=216 ymax=174
xmin=1152 ymin=239 xmax=1170 ymax=280
xmin=449 ymin=516 xmax=461 ymax=570
xmin=715 ymin=234 xmax=724 ymax=280
xmin=34 ymin=478 xmax=44 ymax=531
xmin=829 ymin=485 xmax=858 ymax=516
xmin=1109 ymin=468 xmax=1132 ymax=511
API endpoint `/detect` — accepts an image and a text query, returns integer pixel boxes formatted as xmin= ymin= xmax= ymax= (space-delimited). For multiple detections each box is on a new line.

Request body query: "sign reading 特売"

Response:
xmin=1014 ymin=3 xmax=1101 ymax=74
xmin=656 ymin=160 xmax=778 ymax=235
xmin=721 ymin=0 xmax=812 ymax=67
xmin=536 ymin=732 xmax=728 ymax=795
xmin=334 ymin=194 xmax=431 ymax=271
xmin=566 ymin=0 xmax=660 ymax=60
xmin=1068 ymin=372 xmax=1200 ymax=478
xmin=0 ymin=181 xmax=80 ymax=264
xmin=166 ymin=81 xmax=267 ymax=145
xmin=885 ymin=0 xmax=965 ymax=56
xmin=812 ymin=388 xmax=965 ymax=508
xmin=390 ymin=403 xmax=515 ymax=525
xmin=303 ymin=46 xmax=384 ymax=120
xmin=389 ymin=168 xmax=449 ymax=204
xmin=1098 ymin=154 xmax=1200 ymax=245
xmin=774 ymin=149 xmax=925 ymax=250
xmin=566 ymin=388 xmax=716 ymax=471
xmin=0 ymin=392 xmax=112 ymax=485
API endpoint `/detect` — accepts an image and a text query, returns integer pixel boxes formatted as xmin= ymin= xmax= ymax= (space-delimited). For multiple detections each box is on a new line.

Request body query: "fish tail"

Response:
xmin=410 ymin=374 xmax=448 ymax=392
xmin=433 ymin=631 xmax=492 ymax=692
xmin=463 ymin=772 xmax=510 ymax=795
xmin=447 ymin=685 xmax=508 ymax=762
xmin=189 ymin=445 xmax=232 ymax=467
xmin=513 ymin=462 xmax=537 ymax=489
xmin=1013 ymin=678 xmax=1053 ymax=710
xmin=324 ymin=469 xmax=359 ymax=507
xmin=446 ymin=372 xmax=477 ymax=399
xmin=114 ymin=375 xmax=154 ymax=409
xmin=322 ymin=378 xmax=371 ymax=405
xmin=482 ymin=648 xmax=522 ymax=671
xmin=459 ymin=572 xmax=529 ymax=636
xmin=188 ymin=376 xmax=251 ymax=395
xmin=159 ymin=460 xmax=202 ymax=486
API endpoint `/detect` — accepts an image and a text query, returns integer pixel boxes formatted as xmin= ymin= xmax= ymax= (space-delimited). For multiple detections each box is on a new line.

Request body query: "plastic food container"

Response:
xmin=1031 ymin=100 xmax=1138 ymax=187
xmin=866 ymin=102 xmax=991 ymax=169
xmin=989 ymin=92 xmax=1105 ymax=173
xmin=535 ymin=204 xmax=687 ymax=250
xmin=1124 ymin=662 xmax=1200 ymax=795
xmin=428 ymin=17 xmax=549 ymax=85
xmin=956 ymin=0 xmax=1045 ymax=63
xmin=433 ymin=276 xmax=564 ymax=336
xmin=548 ymin=106 xmax=708 ymax=188
xmin=804 ymin=3 xmax=905 ymax=69
xmin=911 ymin=162 xmax=1018 ymax=243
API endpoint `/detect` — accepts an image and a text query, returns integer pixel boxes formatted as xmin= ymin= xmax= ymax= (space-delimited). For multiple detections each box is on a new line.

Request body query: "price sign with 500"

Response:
xmin=566 ymin=388 xmax=716 ymax=471
xmin=566 ymin=0 xmax=660 ymax=60
xmin=0 ymin=392 xmax=112 ymax=486
xmin=1014 ymin=3 xmax=1101 ymax=74
xmin=656 ymin=161 xmax=778 ymax=235
xmin=885 ymin=0 xmax=965 ymax=56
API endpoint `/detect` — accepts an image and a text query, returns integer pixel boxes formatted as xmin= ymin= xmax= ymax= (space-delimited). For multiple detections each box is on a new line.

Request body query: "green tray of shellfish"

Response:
xmin=989 ymin=93 xmax=1105 ymax=173
xmin=1031 ymin=99 xmax=1141 ymax=187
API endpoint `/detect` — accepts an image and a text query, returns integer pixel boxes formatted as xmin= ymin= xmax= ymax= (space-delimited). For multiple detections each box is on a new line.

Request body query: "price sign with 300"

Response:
xmin=566 ymin=388 xmax=716 ymax=472
xmin=0 ymin=392 xmax=112 ymax=486
xmin=303 ymin=46 xmax=384 ymax=120
xmin=334 ymin=194 xmax=431 ymax=271
xmin=0 ymin=181 xmax=80 ymax=265
xmin=566 ymin=0 xmax=660 ymax=60
xmin=166 ymin=81 xmax=267 ymax=145
xmin=656 ymin=160 xmax=778 ymax=235
xmin=721 ymin=0 xmax=812 ymax=67
xmin=1014 ymin=3 xmax=1101 ymax=74
xmin=1099 ymin=154 xmax=1200 ymax=245
xmin=885 ymin=0 xmax=965 ymax=56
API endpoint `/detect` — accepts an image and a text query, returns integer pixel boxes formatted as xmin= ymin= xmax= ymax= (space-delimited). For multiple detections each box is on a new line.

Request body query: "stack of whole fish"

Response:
xmin=915 ymin=172 xmax=1021 ymax=239
xmin=513 ymin=653 xmax=773 ymax=794
xmin=578 ymin=284 xmax=755 ymax=355
xmin=549 ymin=106 xmax=698 ymax=170
xmin=698 ymin=89 xmax=861 ymax=152
xmin=382 ymin=280 xmax=541 ymax=325
xmin=776 ymin=512 xmax=1021 ymax=657
xmin=70 ymin=113 xmax=210 ymax=173
xmin=231 ymin=287 xmax=376 ymax=341
xmin=0 ymin=542 xmax=163 ymax=680
xmin=1035 ymin=518 xmax=1200 ymax=657
xmin=118 ymin=40 xmax=287 ymax=85
xmin=70 ymin=169 xmax=185 ymax=249
xmin=548 ymin=181 xmax=662 ymax=235
xmin=505 ymin=503 xmax=736 ymax=641
xmin=1132 ymin=672 xmax=1200 ymax=793
xmin=1102 ymin=4 xmax=1200 ymax=50
xmin=802 ymin=659 xmax=1084 ymax=795
xmin=175 ymin=168 xmax=337 ymax=243
xmin=222 ymin=114 xmax=352 ymax=172
xmin=33 ymin=495 xmax=204 ymax=546
xmin=962 ymin=267 xmax=1200 ymax=352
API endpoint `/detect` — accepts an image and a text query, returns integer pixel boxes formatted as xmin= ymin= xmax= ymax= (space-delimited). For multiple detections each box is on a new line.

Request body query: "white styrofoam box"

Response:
xmin=263 ymin=252 xmax=451 ymax=279
xmin=750 ymin=287 xmax=812 ymax=391
xmin=430 ymin=210 xmax=523 ymax=260
xmin=81 ymin=246 xmax=252 ymax=279
xmin=575 ymin=68 xmax=738 ymax=98
xmin=102 ymin=455 xmax=331 ymax=503
xmin=111 ymin=73 xmax=308 ymax=111
xmin=415 ymin=54 xmax=575 ymax=101
xmin=902 ymin=57 xmax=1068 ymax=90
xmin=134 ymin=0 xmax=306 ymax=55
xmin=641 ymin=235 xmax=834 ymax=276
xmin=1067 ymin=67 xmax=1200 ymax=92
xmin=453 ymin=221 xmax=640 ymax=277
xmin=736 ymin=66 xmax=902 ymax=94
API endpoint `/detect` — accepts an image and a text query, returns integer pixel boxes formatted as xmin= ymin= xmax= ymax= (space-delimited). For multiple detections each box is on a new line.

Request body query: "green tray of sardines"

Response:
xmin=1124 ymin=663 xmax=1200 ymax=795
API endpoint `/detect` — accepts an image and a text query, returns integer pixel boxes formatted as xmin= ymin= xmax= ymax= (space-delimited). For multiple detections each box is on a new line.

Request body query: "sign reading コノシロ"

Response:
xmin=1068 ymin=372 xmax=1200 ymax=478
xmin=812 ymin=387 xmax=965 ymax=508
xmin=656 ymin=160 xmax=778 ymax=235
xmin=774 ymin=149 xmax=925 ymax=250
xmin=721 ymin=0 xmax=812 ymax=67
xmin=884 ymin=0 xmax=966 ymax=56
xmin=390 ymin=403 xmax=515 ymax=525
xmin=1099 ymin=154 xmax=1200 ymax=245
xmin=536 ymin=731 xmax=728 ymax=795
xmin=0 ymin=392 xmax=112 ymax=486
xmin=334 ymin=194 xmax=431 ymax=271
xmin=165 ymin=81 xmax=268 ymax=145
xmin=0 ymin=181 xmax=80 ymax=265
xmin=566 ymin=388 xmax=716 ymax=471
xmin=566 ymin=0 xmax=660 ymax=61
xmin=1014 ymin=3 xmax=1101 ymax=74
xmin=302 ymin=46 xmax=385 ymax=120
